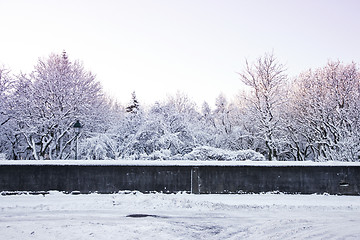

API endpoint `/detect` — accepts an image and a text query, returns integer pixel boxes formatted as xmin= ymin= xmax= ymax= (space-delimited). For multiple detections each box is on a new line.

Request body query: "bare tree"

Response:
xmin=238 ymin=53 xmax=287 ymax=160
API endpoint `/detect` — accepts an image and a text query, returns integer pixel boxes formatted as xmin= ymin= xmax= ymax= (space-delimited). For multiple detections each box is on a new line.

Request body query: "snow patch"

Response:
xmin=1 ymin=192 xmax=360 ymax=239
xmin=1 ymin=159 xmax=360 ymax=166
xmin=181 ymin=146 xmax=265 ymax=161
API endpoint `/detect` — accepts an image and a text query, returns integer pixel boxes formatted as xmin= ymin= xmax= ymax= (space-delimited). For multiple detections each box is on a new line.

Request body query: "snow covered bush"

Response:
xmin=140 ymin=149 xmax=172 ymax=160
xmin=182 ymin=146 xmax=265 ymax=161
xmin=79 ymin=134 xmax=116 ymax=160
xmin=0 ymin=153 xmax=7 ymax=160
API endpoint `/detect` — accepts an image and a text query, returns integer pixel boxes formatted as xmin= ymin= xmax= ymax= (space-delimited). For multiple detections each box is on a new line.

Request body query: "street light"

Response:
xmin=73 ymin=120 xmax=82 ymax=160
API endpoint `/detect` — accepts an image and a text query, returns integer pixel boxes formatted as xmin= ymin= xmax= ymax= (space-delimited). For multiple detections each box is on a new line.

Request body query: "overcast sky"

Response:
xmin=1 ymin=0 xmax=359 ymax=106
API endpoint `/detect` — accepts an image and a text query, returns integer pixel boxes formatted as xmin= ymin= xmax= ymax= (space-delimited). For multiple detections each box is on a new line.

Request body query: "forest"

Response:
xmin=0 ymin=51 xmax=359 ymax=162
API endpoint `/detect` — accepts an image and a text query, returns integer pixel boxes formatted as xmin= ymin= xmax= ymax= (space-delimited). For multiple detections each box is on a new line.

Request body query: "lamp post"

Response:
xmin=73 ymin=120 xmax=82 ymax=160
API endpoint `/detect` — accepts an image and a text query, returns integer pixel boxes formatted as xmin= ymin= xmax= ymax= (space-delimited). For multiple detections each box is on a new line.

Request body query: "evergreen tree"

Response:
xmin=126 ymin=91 xmax=140 ymax=113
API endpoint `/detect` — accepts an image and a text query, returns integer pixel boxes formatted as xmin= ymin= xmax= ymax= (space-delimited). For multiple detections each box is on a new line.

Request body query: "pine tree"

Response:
xmin=126 ymin=91 xmax=140 ymax=113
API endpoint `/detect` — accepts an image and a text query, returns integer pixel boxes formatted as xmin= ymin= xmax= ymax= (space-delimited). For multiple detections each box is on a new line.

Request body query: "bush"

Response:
xmin=182 ymin=146 xmax=265 ymax=161
xmin=0 ymin=153 xmax=6 ymax=160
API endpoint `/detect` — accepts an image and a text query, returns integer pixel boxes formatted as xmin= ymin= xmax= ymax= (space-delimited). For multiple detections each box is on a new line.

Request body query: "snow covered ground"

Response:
xmin=1 ymin=192 xmax=360 ymax=239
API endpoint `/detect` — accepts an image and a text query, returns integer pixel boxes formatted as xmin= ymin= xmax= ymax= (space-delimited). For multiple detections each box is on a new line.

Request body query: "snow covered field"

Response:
xmin=1 ymin=192 xmax=360 ymax=239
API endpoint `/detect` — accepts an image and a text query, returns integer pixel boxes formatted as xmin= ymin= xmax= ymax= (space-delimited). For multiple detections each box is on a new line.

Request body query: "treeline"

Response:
xmin=0 ymin=52 xmax=359 ymax=161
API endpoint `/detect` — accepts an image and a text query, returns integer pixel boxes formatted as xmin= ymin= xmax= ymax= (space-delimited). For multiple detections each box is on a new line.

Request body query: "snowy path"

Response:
xmin=1 ymin=192 xmax=360 ymax=239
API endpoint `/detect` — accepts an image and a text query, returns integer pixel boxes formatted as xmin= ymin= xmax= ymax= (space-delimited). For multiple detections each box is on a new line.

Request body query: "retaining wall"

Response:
xmin=0 ymin=163 xmax=359 ymax=195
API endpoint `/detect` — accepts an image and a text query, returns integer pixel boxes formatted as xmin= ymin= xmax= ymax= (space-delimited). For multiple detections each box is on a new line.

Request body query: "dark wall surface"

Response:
xmin=0 ymin=164 xmax=359 ymax=195
xmin=195 ymin=166 xmax=360 ymax=195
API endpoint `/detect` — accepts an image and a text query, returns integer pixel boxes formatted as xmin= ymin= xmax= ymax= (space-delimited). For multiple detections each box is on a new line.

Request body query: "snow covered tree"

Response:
xmin=79 ymin=133 xmax=117 ymax=160
xmin=126 ymin=91 xmax=140 ymax=113
xmin=10 ymin=51 xmax=107 ymax=160
xmin=0 ymin=67 xmax=12 ymax=128
xmin=211 ymin=94 xmax=237 ymax=149
xmin=214 ymin=94 xmax=230 ymax=134
xmin=201 ymin=101 xmax=212 ymax=124
xmin=164 ymin=92 xmax=199 ymax=153
xmin=114 ymin=92 xmax=144 ymax=158
xmin=115 ymin=91 xmax=204 ymax=159
xmin=0 ymin=67 xmax=16 ymax=159
xmin=238 ymin=53 xmax=287 ymax=161
xmin=197 ymin=101 xmax=216 ymax=146
xmin=288 ymin=61 xmax=360 ymax=161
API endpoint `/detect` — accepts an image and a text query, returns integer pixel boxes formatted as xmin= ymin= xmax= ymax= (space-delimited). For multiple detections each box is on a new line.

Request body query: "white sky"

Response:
xmin=1 ymin=0 xmax=359 ymax=107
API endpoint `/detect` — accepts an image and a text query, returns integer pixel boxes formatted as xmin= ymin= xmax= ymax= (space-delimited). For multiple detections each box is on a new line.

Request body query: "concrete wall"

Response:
xmin=0 ymin=165 xmax=191 ymax=193
xmin=0 ymin=164 xmax=359 ymax=195
xmin=194 ymin=166 xmax=360 ymax=195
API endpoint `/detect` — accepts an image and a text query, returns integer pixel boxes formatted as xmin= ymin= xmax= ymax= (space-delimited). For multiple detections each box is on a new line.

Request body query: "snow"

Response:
xmin=1 ymin=159 xmax=360 ymax=167
xmin=1 ymin=192 xmax=360 ymax=239
xmin=182 ymin=147 xmax=265 ymax=161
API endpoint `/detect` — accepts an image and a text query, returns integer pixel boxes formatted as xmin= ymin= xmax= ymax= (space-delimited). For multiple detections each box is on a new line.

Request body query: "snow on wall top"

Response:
xmin=0 ymin=160 xmax=360 ymax=167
